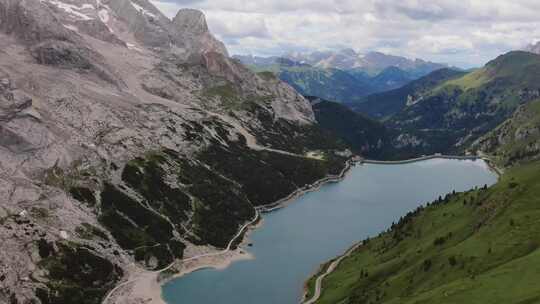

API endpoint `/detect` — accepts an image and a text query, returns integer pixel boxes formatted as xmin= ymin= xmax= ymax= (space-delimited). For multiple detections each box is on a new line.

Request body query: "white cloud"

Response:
xmin=151 ymin=0 xmax=540 ymax=67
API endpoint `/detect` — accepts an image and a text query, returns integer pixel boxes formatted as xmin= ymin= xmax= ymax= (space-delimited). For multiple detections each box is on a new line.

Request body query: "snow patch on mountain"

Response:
xmin=98 ymin=9 xmax=110 ymax=23
xmin=40 ymin=0 xmax=95 ymax=21
xmin=63 ymin=24 xmax=79 ymax=32
xmin=130 ymin=1 xmax=156 ymax=18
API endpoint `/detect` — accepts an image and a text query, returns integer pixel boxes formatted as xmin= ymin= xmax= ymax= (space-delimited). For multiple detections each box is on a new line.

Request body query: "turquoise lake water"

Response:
xmin=162 ymin=159 xmax=498 ymax=304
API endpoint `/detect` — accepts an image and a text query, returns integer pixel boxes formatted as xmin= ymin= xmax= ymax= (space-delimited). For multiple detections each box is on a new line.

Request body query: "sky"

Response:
xmin=150 ymin=0 xmax=540 ymax=68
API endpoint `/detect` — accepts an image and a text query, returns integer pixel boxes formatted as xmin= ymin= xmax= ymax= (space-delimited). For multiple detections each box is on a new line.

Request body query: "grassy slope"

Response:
xmin=429 ymin=51 xmax=540 ymax=111
xmin=313 ymin=161 xmax=540 ymax=304
xmin=382 ymin=51 xmax=540 ymax=155
xmin=443 ymin=51 xmax=540 ymax=91
xmin=352 ymin=68 xmax=466 ymax=119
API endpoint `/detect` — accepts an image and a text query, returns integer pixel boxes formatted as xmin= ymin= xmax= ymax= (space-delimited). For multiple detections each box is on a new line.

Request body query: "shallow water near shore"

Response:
xmin=162 ymin=159 xmax=498 ymax=304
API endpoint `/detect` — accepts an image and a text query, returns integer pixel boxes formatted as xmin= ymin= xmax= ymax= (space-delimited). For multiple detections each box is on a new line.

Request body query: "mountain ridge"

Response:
xmin=348 ymin=51 xmax=540 ymax=156
xmin=282 ymin=49 xmax=448 ymax=75
xmin=235 ymin=52 xmax=449 ymax=104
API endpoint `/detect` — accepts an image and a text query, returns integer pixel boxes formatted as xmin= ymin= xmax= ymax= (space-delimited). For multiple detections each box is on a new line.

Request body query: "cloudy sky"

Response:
xmin=150 ymin=0 xmax=540 ymax=68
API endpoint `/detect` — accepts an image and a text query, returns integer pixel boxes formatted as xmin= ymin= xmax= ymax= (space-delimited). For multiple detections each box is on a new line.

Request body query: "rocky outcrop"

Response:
xmin=106 ymin=0 xmax=173 ymax=48
xmin=473 ymin=101 xmax=540 ymax=165
xmin=172 ymin=8 xmax=228 ymax=57
xmin=0 ymin=0 xmax=80 ymax=45
xmin=30 ymin=40 xmax=125 ymax=86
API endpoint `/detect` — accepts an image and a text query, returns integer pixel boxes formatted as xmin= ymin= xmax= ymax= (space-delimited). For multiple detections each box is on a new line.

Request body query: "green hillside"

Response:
xmin=385 ymin=51 xmax=540 ymax=155
xmin=351 ymin=68 xmax=465 ymax=119
xmin=309 ymin=160 xmax=540 ymax=304
xmin=443 ymin=51 xmax=540 ymax=91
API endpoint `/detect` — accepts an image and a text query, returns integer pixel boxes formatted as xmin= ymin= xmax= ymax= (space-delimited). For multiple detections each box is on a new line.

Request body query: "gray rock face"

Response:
xmin=171 ymin=8 xmax=228 ymax=56
xmin=173 ymin=8 xmax=208 ymax=36
xmin=0 ymin=0 xmax=80 ymax=45
xmin=0 ymin=0 xmax=315 ymax=302
xmin=106 ymin=0 xmax=174 ymax=47
xmin=473 ymin=102 xmax=540 ymax=165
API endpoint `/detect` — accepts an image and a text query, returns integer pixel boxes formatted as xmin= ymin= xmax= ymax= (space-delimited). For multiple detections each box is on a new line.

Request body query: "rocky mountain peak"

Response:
xmin=173 ymin=8 xmax=209 ymax=36
xmin=172 ymin=8 xmax=229 ymax=59
xmin=339 ymin=48 xmax=358 ymax=57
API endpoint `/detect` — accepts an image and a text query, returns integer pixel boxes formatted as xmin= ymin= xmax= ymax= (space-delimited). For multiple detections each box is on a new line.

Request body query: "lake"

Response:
xmin=162 ymin=159 xmax=498 ymax=304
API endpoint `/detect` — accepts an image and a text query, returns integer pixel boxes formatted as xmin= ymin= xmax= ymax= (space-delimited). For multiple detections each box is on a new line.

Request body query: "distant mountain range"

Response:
xmin=350 ymin=68 xmax=467 ymax=119
xmin=234 ymin=50 xmax=449 ymax=104
xmin=285 ymin=49 xmax=448 ymax=77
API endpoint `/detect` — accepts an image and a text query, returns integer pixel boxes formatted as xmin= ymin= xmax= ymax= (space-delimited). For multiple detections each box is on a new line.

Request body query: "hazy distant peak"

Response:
xmin=279 ymin=49 xmax=447 ymax=75
xmin=338 ymin=48 xmax=358 ymax=57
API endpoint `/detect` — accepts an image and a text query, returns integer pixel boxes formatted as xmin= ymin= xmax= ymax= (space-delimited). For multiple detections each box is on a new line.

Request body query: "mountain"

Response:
xmin=234 ymin=55 xmax=379 ymax=103
xmin=278 ymin=68 xmax=377 ymax=105
xmin=370 ymin=66 xmax=415 ymax=89
xmin=379 ymin=51 xmax=540 ymax=155
xmin=307 ymin=97 xmax=395 ymax=159
xmin=234 ymin=52 xmax=447 ymax=104
xmin=284 ymin=50 xmax=448 ymax=76
xmin=0 ymin=1 xmax=356 ymax=303
xmin=351 ymin=68 xmax=467 ymax=119
xmin=473 ymin=100 xmax=540 ymax=167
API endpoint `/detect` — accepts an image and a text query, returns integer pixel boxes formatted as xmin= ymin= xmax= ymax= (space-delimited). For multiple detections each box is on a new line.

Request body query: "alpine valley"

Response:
xmin=302 ymin=50 xmax=540 ymax=304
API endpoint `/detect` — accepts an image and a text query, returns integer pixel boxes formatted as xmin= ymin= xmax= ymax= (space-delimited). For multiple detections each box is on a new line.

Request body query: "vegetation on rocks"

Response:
xmin=36 ymin=243 xmax=123 ymax=304
xmin=311 ymin=99 xmax=395 ymax=159
xmin=199 ymin=142 xmax=346 ymax=206
xmin=473 ymin=100 xmax=540 ymax=167
xmin=69 ymin=187 xmax=96 ymax=207
xmin=249 ymin=106 xmax=349 ymax=154
xmin=385 ymin=51 xmax=540 ymax=155
xmin=97 ymin=122 xmax=347 ymax=252
xmin=121 ymin=153 xmax=191 ymax=230
xmin=176 ymin=156 xmax=255 ymax=247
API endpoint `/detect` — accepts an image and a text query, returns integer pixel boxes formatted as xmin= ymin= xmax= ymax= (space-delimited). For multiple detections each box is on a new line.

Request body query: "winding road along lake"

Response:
xmin=162 ymin=159 xmax=498 ymax=304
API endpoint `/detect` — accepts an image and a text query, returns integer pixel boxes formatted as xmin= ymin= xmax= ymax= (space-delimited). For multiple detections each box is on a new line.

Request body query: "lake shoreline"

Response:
xmin=256 ymin=158 xmax=355 ymax=213
xmin=300 ymin=156 xmax=502 ymax=304
xmin=155 ymin=158 xmax=357 ymax=302
xmin=103 ymin=157 xmax=356 ymax=304
xmin=106 ymin=155 xmax=498 ymax=304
